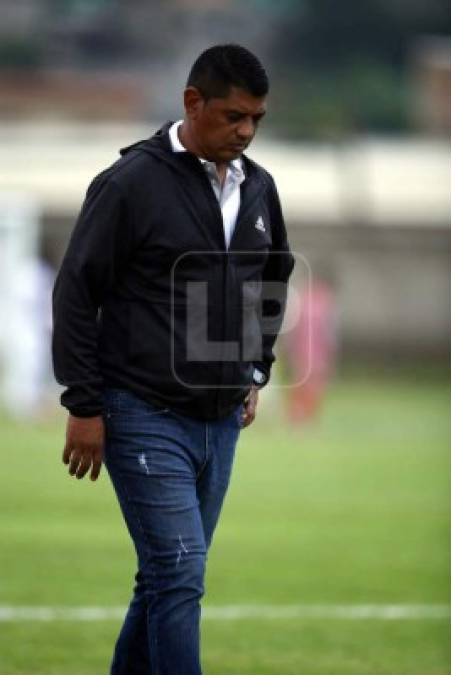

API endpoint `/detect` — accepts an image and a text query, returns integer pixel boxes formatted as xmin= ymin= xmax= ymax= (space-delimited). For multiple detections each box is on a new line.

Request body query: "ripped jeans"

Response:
xmin=102 ymin=388 xmax=243 ymax=675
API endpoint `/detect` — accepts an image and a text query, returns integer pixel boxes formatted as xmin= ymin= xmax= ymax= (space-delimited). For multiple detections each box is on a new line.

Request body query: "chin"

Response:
xmin=220 ymin=148 xmax=243 ymax=162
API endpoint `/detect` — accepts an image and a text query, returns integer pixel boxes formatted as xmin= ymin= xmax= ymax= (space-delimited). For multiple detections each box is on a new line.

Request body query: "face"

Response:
xmin=184 ymin=85 xmax=267 ymax=162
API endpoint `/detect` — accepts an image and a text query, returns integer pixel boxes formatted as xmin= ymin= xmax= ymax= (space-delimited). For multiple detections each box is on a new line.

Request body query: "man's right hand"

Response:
xmin=62 ymin=414 xmax=105 ymax=481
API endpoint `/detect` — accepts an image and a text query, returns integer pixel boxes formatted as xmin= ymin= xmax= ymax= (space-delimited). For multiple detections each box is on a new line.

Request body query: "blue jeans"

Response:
xmin=102 ymin=388 xmax=243 ymax=675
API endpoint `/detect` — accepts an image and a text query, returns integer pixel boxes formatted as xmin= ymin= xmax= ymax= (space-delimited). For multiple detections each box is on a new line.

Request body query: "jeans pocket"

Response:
xmin=103 ymin=389 xmax=171 ymax=419
xmin=106 ymin=405 xmax=171 ymax=420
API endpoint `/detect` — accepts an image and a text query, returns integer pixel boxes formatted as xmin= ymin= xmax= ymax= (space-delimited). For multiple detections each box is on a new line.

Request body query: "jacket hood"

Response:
xmin=119 ymin=121 xmax=173 ymax=157
xmin=119 ymin=121 xmax=260 ymax=181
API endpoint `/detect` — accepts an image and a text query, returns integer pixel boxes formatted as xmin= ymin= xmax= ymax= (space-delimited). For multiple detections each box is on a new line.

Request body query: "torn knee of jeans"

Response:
xmin=176 ymin=534 xmax=189 ymax=565
xmin=138 ymin=452 xmax=150 ymax=475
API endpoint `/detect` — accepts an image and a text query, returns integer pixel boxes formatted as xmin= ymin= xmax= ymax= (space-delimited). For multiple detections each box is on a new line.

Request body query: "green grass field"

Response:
xmin=0 ymin=371 xmax=450 ymax=674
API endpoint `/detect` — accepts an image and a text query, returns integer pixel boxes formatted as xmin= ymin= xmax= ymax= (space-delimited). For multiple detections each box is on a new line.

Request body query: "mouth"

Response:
xmin=228 ymin=144 xmax=247 ymax=152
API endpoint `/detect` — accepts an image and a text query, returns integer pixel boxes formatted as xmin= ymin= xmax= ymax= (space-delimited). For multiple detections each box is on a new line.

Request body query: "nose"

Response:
xmin=236 ymin=117 xmax=255 ymax=141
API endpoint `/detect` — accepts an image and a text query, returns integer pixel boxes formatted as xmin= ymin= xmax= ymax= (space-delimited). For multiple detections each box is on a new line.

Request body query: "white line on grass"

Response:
xmin=0 ymin=605 xmax=450 ymax=622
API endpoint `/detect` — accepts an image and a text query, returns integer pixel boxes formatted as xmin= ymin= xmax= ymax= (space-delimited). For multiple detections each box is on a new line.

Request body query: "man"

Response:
xmin=52 ymin=44 xmax=295 ymax=675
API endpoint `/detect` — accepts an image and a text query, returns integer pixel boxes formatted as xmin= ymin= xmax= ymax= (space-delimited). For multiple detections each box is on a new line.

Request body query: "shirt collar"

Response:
xmin=168 ymin=119 xmax=243 ymax=175
xmin=169 ymin=120 xmax=186 ymax=153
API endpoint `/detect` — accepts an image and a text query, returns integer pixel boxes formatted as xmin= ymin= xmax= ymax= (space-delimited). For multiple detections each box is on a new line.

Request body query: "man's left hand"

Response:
xmin=241 ymin=385 xmax=259 ymax=428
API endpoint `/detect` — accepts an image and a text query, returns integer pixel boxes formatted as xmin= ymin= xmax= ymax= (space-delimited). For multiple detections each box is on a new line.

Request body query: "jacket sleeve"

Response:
xmin=253 ymin=176 xmax=295 ymax=386
xmin=52 ymin=176 xmax=133 ymax=417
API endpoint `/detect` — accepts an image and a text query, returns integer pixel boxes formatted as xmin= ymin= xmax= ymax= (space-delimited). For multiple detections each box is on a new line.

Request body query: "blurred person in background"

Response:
xmin=282 ymin=264 xmax=338 ymax=424
xmin=2 ymin=245 xmax=55 ymax=420
xmin=52 ymin=44 xmax=294 ymax=675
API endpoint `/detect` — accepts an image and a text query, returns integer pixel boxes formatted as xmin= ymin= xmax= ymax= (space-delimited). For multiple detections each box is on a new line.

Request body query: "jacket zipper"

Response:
xmin=197 ymin=173 xmax=228 ymax=416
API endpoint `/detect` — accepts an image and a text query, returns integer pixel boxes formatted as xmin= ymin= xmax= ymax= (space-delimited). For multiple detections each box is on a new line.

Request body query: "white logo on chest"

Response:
xmin=255 ymin=216 xmax=266 ymax=232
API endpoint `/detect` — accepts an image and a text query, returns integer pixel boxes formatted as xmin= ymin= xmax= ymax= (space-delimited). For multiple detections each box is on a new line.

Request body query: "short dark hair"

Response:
xmin=187 ymin=44 xmax=269 ymax=100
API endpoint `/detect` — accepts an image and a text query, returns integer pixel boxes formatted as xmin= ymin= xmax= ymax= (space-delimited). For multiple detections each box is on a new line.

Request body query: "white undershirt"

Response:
xmin=168 ymin=120 xmax=245 ymax=249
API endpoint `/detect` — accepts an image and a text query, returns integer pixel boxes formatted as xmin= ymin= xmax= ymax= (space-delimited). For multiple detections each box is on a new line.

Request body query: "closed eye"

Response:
xmin=227 ymin=112 xmax=244 ymax=123
xmin=226 ymin=111 xmax=266 ymax=124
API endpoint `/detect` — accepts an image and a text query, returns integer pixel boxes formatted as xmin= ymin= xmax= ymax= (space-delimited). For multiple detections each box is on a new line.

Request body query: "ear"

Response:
xmin=184 ymin=86 xmax=205 ymax=120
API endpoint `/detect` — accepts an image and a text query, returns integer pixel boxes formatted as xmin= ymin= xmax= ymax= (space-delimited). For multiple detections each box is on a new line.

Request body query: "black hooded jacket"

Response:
xmin=52 ymin=122 xmax=295 ymax=420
